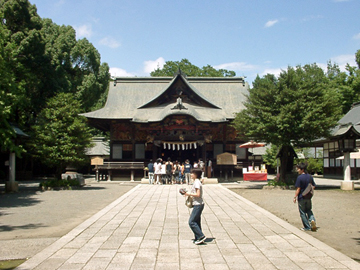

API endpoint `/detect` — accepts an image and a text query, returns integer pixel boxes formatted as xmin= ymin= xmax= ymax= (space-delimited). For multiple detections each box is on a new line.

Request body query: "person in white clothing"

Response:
xmin=154 ymin=158 xmax=162 ymax=184
xmin=184 ymin=169 xmax=206 ymax=245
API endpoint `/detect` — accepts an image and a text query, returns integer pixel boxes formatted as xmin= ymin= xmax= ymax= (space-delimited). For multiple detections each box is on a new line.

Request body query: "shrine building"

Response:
xmin=82 ymin=71 xmax=250 ymax=180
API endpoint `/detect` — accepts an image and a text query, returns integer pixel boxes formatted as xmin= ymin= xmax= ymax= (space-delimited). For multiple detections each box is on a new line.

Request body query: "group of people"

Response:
xmin=147 ymin=157 xmax=205 ymax=185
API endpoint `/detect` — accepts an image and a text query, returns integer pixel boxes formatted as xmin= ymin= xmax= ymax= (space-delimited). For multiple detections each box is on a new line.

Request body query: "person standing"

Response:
xmin=293 ymin=162 xmax=317 ymax=231
xmin=154 ymin=158 xmax=162 ymax=185
xmin=207 ymin=159 xmax=213 ymax=177
xmin=181 ymin=162 xmax=185 ymax=184
xmin=161 ymin=160 xmax=166 ymax=184
xmin=198 ymin=158 xmax=205 ymax=180
xmin=184 ymin=159 xmax=192 ymax=185
xmin=174 ymin=161 xmax=180 ymax=184
xmin=165 ymin=158 xmax=173 ymax=184
xmin=147 ymin=159 xmax=154 ymax=184
xmin=184 ymin=169 xmax=206 ymax=245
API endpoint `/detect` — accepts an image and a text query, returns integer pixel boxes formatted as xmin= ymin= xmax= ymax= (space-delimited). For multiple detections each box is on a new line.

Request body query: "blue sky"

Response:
xmin=31 ymin=0 xmax=360 ymax=85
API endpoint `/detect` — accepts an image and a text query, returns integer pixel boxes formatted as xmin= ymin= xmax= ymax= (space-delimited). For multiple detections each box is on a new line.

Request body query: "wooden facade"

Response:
xmin=83 ymin=72 xmax=251 ymax=180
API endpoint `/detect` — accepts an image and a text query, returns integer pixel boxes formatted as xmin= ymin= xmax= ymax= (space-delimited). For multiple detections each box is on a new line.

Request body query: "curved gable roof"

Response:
xmin=332 ymin=101 xmax=360 ymax=137
xmin=82 ymin=75 xmax=249 ymax=123
xmin=138 ymin=73 xmax=221 ymax=109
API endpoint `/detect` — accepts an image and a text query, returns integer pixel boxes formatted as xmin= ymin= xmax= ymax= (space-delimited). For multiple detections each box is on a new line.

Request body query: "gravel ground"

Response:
xmin=0 ymin=180 xmax=136 ymax=260
xmin=1 ymin=179 xmax=360 ymax=264
xmin=229 ymin=186 xmax=360 ymax=263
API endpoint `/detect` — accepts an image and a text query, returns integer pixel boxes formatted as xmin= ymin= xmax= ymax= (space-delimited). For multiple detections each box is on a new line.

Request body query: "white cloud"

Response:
xmin=100 ymin=37 xmax=121 ymax=48
xmin=214 ymin=62 xmax=258 ymax=72
xmin=74 ymin=24 xmax=93 ymax=39
xmin=301 ymin=15 xmax=324 ymax=22
xmin=330 ymin=54 xmax=356 ymax=70
xmin=55 ymin=0 xmax=65 ymax=7
xmin=353 ymin=33 xmax=360 ymax=40
xmin=265 ymin=19 xmax=279 ymax=28
xmin=260 ymin=68 xmax=283 ymax=77
xmin=109 ymin=67 xmax=136 ymax=77
xmin=143 ymin=57 xmax=166 ymax=74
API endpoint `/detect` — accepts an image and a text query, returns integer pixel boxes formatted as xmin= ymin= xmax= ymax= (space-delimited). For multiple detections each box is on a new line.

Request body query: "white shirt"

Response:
xmin=154 ymin=162 xmax=162 ymax=174
xmin=191 ymin=179 xmax=204 ymax=205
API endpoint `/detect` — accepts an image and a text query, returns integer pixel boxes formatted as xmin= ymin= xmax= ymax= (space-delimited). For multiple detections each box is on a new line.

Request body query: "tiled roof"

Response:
xmin=332 ymin=101 xmax=360 ymax=137
xmin=82 ymin=74 xmax=249 ymax=123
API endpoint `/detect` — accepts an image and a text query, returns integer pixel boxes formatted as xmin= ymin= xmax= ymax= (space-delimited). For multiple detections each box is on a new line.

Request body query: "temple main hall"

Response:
xmin=83 ymin=71 xmax=250 ymax=180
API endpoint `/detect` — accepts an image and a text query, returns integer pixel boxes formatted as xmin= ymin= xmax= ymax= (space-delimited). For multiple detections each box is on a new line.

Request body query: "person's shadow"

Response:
xmin=203 ymin=237 xmax=216 ymax=244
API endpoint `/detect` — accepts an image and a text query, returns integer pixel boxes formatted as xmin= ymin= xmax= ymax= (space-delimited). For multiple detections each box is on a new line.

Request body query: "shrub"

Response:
xmin=39 ymin=178 xmax=80 ymax=190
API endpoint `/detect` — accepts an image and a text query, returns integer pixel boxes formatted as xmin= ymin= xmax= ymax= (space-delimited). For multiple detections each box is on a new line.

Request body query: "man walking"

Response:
xmin=147 ymin=159 xmax=154 ymax=184
xmin=293 ymin=162 xmax=317 ymax=231
xmin=184 ymin=159 xmax=192 ymax=185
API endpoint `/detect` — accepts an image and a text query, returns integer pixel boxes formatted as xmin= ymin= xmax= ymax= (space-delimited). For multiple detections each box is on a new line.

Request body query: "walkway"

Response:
xmin=16 ymin=184 xmax=359 ymax=270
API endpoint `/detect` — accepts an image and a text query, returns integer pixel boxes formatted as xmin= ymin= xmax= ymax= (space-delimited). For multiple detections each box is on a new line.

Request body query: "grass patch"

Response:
xmin=267 ymin=179 xmax=288 ymax=187
xmin=0 ymin=259 xmax=26 ymax=269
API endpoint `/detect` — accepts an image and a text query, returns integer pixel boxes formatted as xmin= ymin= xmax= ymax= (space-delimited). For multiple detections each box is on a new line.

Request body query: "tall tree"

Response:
xmin=0 ymin=23 xmax=17 ymax=153
xmin=232 ymin=64 xmax=342 ymax=184
xmin=31 ymin=93 xmax=93 ymax=179
xmin=150 ymin=58 xmax=236 ymax=77
xmin=1 ymin=0 xmax=47 ymax=126
xmin=344 ymin=50 xmax=360 ymax=110
xmin=41 ymin=19 xmax=110 ymax=112
xmin=71 ymin=38 xmax=110 ymax=112
xmin=0 ymin=0 xmax=110 ymax=176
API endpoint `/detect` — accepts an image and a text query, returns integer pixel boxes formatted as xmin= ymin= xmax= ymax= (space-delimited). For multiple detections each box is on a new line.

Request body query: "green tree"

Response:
xmin=0 ymin=0 xmax=110 ymax=128
xmin=0 ymin=23 xmax=18 ymax=153
xmin=150 ymin=58 xmax=236 ymax=77
xmin=41 ymin=19 xmax=110 ymax=112
xmin=232 ymin=64 xmax=342 ymax=184
xmin=344 ymin=50 xmax=360 ymax=110
xmin=31 ymin=93 xmax=93 ymax=179
xmin=263 ymin=144 xmax=280 ymax=171
xmin=71 ymin=38 xmax=110 ymax=112
xmin=0 ymin=0 xmax=47 ymax=126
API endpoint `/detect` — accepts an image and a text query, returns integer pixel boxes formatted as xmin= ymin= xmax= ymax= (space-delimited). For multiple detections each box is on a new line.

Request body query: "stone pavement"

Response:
xmin=16 ymin=184 xmax=359 ymax=270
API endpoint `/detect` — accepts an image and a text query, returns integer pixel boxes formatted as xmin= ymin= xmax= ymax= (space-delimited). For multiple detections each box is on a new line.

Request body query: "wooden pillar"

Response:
xmin=202 ymin=142 xmax=207 ymax=176
xmin=152 ymin=144 xmax=157 ymax=161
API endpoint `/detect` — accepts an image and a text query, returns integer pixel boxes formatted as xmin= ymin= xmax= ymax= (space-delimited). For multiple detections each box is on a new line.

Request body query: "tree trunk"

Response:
xmin=279 ymin=145 xmax=289 ymax=184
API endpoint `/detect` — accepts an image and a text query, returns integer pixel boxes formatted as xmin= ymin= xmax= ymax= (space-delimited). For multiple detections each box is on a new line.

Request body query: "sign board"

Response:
xmin=91 ymin=157 xmax=104 ymax=166
xmin=216 ymin=152 xmax=237 ymax=165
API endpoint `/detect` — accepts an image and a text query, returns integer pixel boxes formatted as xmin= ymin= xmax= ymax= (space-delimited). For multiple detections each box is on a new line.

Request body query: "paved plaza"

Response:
xmin=16 ymin=184 xmax=359 ymax=270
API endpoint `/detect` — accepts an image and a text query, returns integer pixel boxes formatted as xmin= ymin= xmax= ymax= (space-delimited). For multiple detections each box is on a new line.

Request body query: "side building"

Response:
xmin=82 ymin=71 xmax=251 ymax=180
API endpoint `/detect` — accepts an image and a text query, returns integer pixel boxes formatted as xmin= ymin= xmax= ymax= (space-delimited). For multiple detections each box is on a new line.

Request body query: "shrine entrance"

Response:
xmin=159 ymin=147 xmax=200 ymax=164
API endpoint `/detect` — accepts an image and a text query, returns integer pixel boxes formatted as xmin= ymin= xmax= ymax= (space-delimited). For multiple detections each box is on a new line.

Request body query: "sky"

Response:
xmin=30 ymin=0 xmax=360 ymax=85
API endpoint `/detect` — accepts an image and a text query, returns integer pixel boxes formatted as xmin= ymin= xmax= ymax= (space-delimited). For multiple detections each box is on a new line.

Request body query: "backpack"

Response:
xmin=302 ymin=175 xmax=314 ymax=199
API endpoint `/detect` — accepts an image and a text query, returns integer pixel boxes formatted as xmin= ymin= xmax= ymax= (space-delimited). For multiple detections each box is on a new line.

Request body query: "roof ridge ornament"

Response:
xmin=171 ymin=96 xmax=188 ymax=110
xmin=174 ymin=68 xmax=187 ymax=78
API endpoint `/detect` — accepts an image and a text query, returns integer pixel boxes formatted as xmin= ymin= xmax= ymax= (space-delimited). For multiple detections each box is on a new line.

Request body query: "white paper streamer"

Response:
xmin=163 ymin=143 xmax=166 ymax=149
xmin=168 ymin=143 xmax=170 ymax=149
xmin=194 ymin=143 xmax=197 ymax=149
xmin=182 ymin=144 xmax=185 ymax=150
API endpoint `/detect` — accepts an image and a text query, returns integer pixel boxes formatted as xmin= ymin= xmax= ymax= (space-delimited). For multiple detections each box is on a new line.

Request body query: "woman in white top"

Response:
xmin=154 ymin=159 xmax=162 ymax=184
xmin=184 ymin=169 xmax=206 ymax=245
